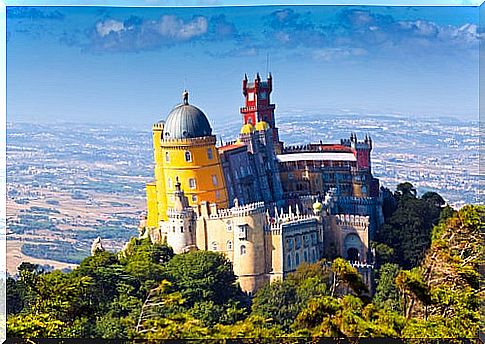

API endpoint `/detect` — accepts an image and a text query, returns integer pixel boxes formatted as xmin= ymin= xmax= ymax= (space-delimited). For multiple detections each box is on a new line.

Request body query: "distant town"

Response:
xmin=6 ymin=112 xmax=480 ymax=272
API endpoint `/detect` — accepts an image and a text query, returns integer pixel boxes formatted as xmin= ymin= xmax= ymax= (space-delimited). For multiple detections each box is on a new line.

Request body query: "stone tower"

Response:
xmin=163 ymin=178 xmax=196 ymax=254
xmin=146 ymin=90 xmax=229 ymax=224
xmin=240 ymin=73 xmax=282 ymax=152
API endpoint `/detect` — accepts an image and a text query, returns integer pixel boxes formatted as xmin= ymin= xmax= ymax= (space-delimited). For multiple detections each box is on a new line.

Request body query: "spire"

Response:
xmin=296 ymin=204 xmax=300 ymax=216
xmin=244 ymin=73 xmax=248 ymax=81
xmin=256 ymin=72 xmax=260 ymax=81
xmin=274 ymin=206 xmax=279 ymax=219
xmin=182 ymin=90 xmax=189 ymax=105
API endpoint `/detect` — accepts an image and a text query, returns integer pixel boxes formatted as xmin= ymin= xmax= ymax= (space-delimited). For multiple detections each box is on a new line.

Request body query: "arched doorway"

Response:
xmin=347 ymin=247 xmax=359 ymax=262
xmin=344 ymin=233 xmax=362 ymax=262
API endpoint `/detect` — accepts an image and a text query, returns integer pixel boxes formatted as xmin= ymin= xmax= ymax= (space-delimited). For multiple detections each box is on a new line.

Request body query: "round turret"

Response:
xmin=313 ymin=201 xmax=323 ymax=214
xmin=240 ymin=123 xmax=255 ymax=135
xmin=163 ymin=91 xmax=213 ymax=140
xmin=255 ymin=121 xmax=270 ymax=131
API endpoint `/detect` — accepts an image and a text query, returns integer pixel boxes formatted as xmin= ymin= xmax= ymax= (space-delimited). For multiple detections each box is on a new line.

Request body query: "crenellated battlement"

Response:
xmin=167 ymin=207 xmax=195 ymax=219
xmin=334 ymin=213 xmax=369 ymax=228
xmin=283 ymin=144 xmax=313 ymax=153
xmin=152 ymin=122 xmax=164 ymax=130
xmin=337 ymin=196 xmax=379 ymax=205
xmin=207 ymin=201 xmax=266 ymax=219
xmin=269 ymin=203 xmax=319 ymax=230
xmin=160 ymin=135 xmax=217 ymax=148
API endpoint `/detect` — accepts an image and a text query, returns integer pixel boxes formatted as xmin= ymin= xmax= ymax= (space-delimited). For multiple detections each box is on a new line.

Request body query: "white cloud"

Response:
xmin=157 ymin=15 xmax=208 ymax=40
xmin=96 ymin=19 xmax=125 ymax=37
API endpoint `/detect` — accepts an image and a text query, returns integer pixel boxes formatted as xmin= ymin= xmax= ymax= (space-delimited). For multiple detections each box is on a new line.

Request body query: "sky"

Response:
xmin=6 ymin=5 xmax=480 ymax=126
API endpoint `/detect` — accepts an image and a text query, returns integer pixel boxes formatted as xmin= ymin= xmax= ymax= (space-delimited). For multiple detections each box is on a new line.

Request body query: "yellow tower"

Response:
xmin=146 ymin=90 xmax=229 ymax=223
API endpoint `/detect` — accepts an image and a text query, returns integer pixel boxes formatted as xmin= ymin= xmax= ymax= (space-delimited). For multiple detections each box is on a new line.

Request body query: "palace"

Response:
xmin=139 ymin=73 xmax=383 ymax=294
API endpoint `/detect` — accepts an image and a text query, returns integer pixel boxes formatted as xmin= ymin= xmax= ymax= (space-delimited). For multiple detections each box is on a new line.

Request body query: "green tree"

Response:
xmin=374 ymin=263 xmax=401 ymax=313
xmin=161 ymin=250 xmax=244 ymax=308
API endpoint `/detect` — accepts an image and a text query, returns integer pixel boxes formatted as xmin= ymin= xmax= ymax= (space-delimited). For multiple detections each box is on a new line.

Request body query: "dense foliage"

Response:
xmin=7 ymin=196 xmax=482 ymax=339
xmin=374 ymin=183 xmax=451 ymax=269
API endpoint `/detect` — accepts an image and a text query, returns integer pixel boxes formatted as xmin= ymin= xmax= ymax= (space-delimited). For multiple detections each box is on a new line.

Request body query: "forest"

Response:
xmin=6 ymin=183 xmax=483 ymax=339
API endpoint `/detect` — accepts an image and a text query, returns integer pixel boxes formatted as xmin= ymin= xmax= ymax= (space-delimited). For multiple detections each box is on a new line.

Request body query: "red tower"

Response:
xmin=240 ymin=73 xmax=281 ymax=150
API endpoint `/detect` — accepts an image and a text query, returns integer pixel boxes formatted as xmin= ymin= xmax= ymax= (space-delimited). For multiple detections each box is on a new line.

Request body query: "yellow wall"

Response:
xmin=146 ymin=182 xmax=158 ymax=227
xmin=158 ymin=137 xmax=228 ymax=218
xmin=146 ymin=122 xmax=229 ymax=222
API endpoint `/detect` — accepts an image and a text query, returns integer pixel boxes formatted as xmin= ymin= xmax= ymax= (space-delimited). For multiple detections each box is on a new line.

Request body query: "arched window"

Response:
xmin=180 ymin=226 xmax=184 ymax=233
xmin=207 ymin=148 xmax=213 ymax=160
xmin=295 ymin=252 xmax=300 ymax=266
xmin=227 ymin=240 xmax=233 ymax=250
xmin=189 ymin=178 xmax=196 ymax=189
xmin=240 ymin=245 xmax=247 ymax=255
xmin=287 ymin=254 xmax=292 ymax=269
xmin=165 ymin=152 xmax=170 ymax=163
xmin=304 ymin=251 xmax=308 ymax=262
xmin=212 ymin=175 xmax=218 ymax=186
xmin=226 ymin=221 xmax=233 ymax=232
xmin=185 ymin=151 xmax=192 ymax=162
xmin=211 ymin=241 xmax=218 ymax=251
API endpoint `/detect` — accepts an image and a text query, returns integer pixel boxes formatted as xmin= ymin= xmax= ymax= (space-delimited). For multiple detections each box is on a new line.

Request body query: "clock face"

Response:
xmin=248 ymin=92 xmax=254 ymax=101
xmin=259 ymin=92 xmax=267 ymax=100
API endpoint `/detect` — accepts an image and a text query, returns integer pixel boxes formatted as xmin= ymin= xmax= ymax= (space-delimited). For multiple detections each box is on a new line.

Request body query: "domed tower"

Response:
xmin=152 ymin=90 xmax=228 ymax=221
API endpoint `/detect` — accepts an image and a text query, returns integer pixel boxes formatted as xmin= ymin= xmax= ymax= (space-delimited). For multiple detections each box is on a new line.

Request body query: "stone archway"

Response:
xmin=344 ymin=233 xmax=362 ymax=262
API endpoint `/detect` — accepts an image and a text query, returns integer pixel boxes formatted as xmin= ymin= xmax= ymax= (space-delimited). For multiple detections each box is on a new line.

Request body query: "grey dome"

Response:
xmin=163 ymin=91 xmax=212 ymax=140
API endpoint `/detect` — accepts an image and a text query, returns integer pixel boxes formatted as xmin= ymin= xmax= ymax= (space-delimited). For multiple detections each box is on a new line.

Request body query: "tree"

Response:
xmin=330 ymin=258 xmax=368 ymax=297
xmin=161 ymin=250 xmax=244 ymax=308
xmin=395 ymin=269 xmax=431 ymax=320
xmin=374 ymin=263 xmax=402 ymax=313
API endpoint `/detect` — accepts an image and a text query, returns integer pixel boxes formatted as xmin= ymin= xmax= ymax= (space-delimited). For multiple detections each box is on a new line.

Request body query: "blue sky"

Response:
xmin=6 ymin=5 xmax=480 ymax=125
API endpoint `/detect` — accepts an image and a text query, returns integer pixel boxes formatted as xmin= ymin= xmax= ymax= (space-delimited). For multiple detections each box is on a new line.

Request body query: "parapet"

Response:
xmin=334 ymin=214 xmax=369 ymax=228
xmin=205 ymin=201 xmax=266 ymax=219
xmin=160 ymin=135 xmax=217 ymax=147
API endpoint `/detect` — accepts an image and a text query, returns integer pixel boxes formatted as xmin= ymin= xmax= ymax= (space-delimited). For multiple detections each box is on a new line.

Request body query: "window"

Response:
xmin=240 ymin=245 xmax=247 ymax=255
xmin=226 ymin=220 xmax=233 ymax=232
xmin=172 ymin=226 xmax=175 ymax=232
xmin=238 ymin=225 xmax=247 ymax=240
xmin=188 ymin=225 xmax=192 ymax=233
xmin=165 ymin=152 xmax=170 ymax=163
xmin=207 ymin=148 xmax=213 ymax=160
xmin=167 ymin=177 xmax=173 ymax=189
xmin=216 ymin=190 xmax=221 ymax=199
xmin=189 ymin=178 xmax=196 ymax=189
xmin=304 ymin=251 xmax=308 ymax=262
xmin=295 ymin=237 xmax=301 ymax=249
xmin=185 ymin=151 xmax=192 ymax=162
xmin=212 ymin=175 xmax=218 ymax=186
xmin=295 ymin=253 xmax=300 ymax=266
xmin=211 ymin=241 xmax=218 ymax=251
xmin=227 ymin=240 xmax=233 ymax=250
xmin=180 ymin=226 xmax=184 ymax=233
xmin=287 ymin=254 xmax=292 ymax=269
xmin=248 ymin=92 xmax=254 ymax=101
xmin=191 ymin=194 xmax=197 ymax=202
